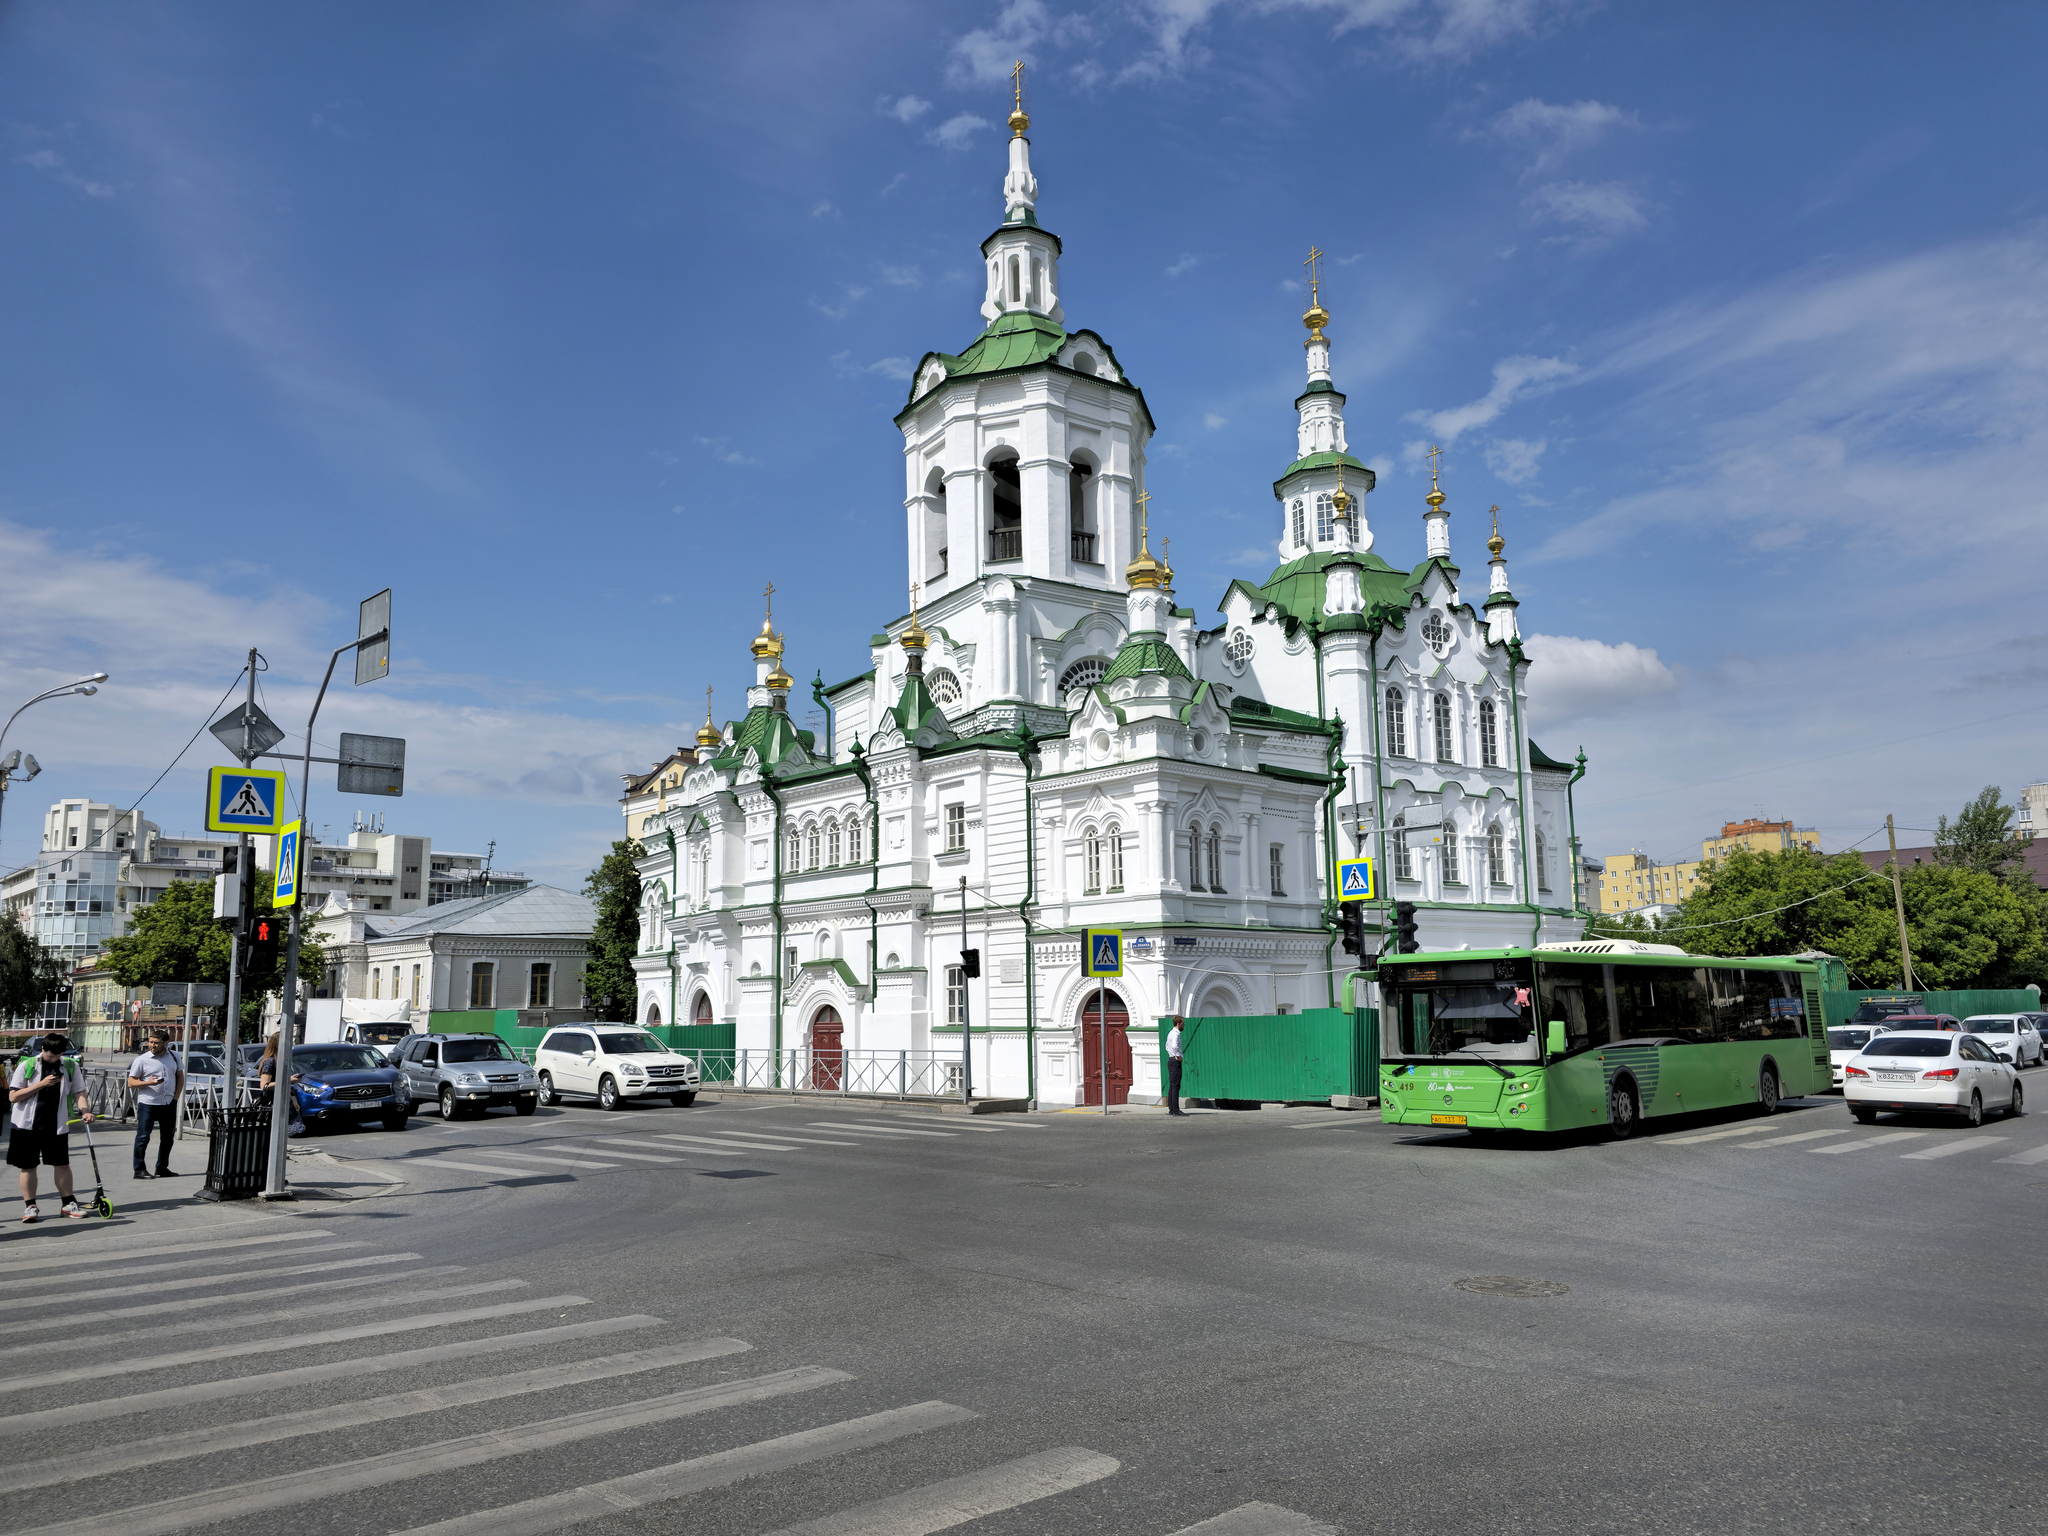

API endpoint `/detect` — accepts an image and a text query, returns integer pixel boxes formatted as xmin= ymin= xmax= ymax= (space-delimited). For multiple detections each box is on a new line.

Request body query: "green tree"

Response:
xmin=1583 ymin=908 xmax=1663 ymax=942
xmin=1934 ymin=785 xmax=2030 ymax=888
xmin=101 ymin=873 xmax=325 ymax=1030
xmin=0 ymin=910 xmax=69 ymax=1026
xmin=582 ymin=838 xmax=643 ymax=1023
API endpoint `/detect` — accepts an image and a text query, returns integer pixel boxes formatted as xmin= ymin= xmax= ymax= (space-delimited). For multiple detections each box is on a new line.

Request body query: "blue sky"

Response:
xmin=4 ymin=0 xmax=2045 ymax=887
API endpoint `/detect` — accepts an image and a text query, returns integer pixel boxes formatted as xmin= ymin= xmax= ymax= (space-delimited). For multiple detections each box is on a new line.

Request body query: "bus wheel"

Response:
xmin=1757 ymin=1066 xmax=1780 ymax=1116
xmin=1605 ymin=1080 xmax=1639 ymax=1140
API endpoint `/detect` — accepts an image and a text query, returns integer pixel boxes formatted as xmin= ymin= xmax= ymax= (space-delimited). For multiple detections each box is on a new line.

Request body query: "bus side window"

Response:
xmin=1538 ymin=961 xmax=1609 ymax=1050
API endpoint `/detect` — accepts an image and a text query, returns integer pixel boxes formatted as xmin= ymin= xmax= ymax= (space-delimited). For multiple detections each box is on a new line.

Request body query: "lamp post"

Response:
xmin=0 ymin=674 xmax=108 ymax=860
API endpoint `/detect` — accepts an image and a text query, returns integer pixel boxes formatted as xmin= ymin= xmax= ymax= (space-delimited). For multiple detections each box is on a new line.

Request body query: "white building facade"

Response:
xmin=628 ymin=104 xmax=1590 ymax=1105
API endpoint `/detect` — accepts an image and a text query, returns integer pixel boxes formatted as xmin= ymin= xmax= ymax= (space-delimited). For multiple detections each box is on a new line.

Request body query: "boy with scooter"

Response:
xmin=7 ymin=1034 xmax=94 ymax=1222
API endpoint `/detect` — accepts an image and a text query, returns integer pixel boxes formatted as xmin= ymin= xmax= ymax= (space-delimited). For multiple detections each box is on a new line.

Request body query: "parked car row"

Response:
xmin=1827 ymin=1012 xmax=2044 ymax=1087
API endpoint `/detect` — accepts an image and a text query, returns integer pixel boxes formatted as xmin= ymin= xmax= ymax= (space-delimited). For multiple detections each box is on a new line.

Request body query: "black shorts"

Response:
xmin=6 ymin=1129 xmax=70 ymax=1170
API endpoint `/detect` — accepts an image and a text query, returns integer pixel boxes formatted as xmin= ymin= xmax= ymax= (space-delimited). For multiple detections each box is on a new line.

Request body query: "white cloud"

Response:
xmin=1524 ymin=180 xmax=1651 ymax=243
xmin=879 ymin=172 xmax=909 ymax=198
xmin=1523 ymin=634 xmax=1680 ymax=731
xmin=1479 ymin=97 xmax=1638 ymax=175
xmin=877 ymin=263 xmax=923 ymax=287
xmin=1165 ymin=252 xmax=1202 ymax=278
xmin=17 ymin=146 xmax=114 ymax=198
xmin=950 ymin=0 xmax=1050 ymax=84
xmin=695 ymin=435 xmax=757 ymax=465
xmin=1484 ymin=437 xmax=1546 ymax=482
xmin=1204 ymin=412 xmax=1229 ymax=429
xmin=1121 ymin=0 xmax=1576 ymax=75
xmin=810 ymin=199 xmax=837 ymax=218
xmin=808 ymin=286 xmax=868 ymax=320
xmin=878 ymin=94 xmax=933 ymax=123
xmin=928 ymin=113 xmax=994 ymax=152
xmin=1407 ymin=354 xmax=1577 ymax=445
xmin=831 ymin=352 xmax=914 ymax=382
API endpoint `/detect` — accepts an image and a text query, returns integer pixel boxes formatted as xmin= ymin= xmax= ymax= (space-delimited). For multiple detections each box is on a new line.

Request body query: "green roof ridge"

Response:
xmin=1102 ymin=632 xmax=1193 ymax=683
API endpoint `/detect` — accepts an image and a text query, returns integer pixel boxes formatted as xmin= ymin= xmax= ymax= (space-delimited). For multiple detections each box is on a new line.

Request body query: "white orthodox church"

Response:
xmin=627 ymin=91 xmax=1590 ymax=1105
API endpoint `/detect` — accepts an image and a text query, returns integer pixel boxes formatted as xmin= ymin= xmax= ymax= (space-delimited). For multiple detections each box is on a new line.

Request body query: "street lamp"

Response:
xmin=0 ymin=673 xmax=108 ymax=860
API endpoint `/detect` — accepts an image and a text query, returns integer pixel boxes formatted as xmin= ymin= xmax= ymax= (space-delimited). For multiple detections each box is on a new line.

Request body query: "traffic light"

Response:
xmin=246 ymin=914 xmax=282 ymax=978
xmin=1393 ymin=901 xmax=1420 ymax=954
xmin=1337 ymin=902 xmax=1367 ymax=956
xmin=960 ymin=948 xmax=981 ymax=979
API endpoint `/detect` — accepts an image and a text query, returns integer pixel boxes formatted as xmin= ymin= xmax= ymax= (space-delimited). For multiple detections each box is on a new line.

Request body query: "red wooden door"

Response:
xmin=1080 ymin=991 xmax=1132 ymax=1105
xmin=809 ymin=1006 xmax=844 ymax=1090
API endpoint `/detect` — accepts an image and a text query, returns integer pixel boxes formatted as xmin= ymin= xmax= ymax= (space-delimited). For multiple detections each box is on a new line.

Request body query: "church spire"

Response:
xmin=1292 ymin=246 xmax=1349 ymax=460
xmin=1423 ymin=445 xmax=1452 ymax=560
xmin=1001 ymin=59 xmax=1038 ymax=226
xmin=981 ymin=64 xmax=1062 ymax=324
xmin=1483 ymin=505 xmax=1521 ymax=642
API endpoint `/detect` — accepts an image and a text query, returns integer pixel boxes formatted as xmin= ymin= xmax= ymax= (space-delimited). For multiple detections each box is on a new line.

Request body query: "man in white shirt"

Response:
xmin=127 ymin=1031 xmax=184 ymax=1180
xmin=1165 ymin=1016 xmax=1186 ymax=1117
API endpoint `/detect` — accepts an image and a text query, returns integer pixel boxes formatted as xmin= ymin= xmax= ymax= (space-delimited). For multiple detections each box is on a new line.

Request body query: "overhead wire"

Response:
xmin=80 ymin=667 xmax=250 ymax=855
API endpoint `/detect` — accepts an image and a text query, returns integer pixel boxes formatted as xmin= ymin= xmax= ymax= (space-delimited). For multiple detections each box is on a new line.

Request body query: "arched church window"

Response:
xmin=1186 ymin=825 xmax=1205 ymax=891
xmin=1395 ymin=816 xmax=1413 ymax=881
xmin=926 ymin=668 xmax=962 ymax=707
xmin=1315 ymin=493 xmax=1334 ymax=541
xmin=1031 ymin=258 xmax=1043 ymax=308
xmin=1224 ymin=628 xmax=1253 ymax=668
xmin=1385 ymin=688 xmax=1407 ymax=758
xmin=1421 ymin=611 xmax=1452 ymax=655
xmin=1071 ymin=351 xmax=1097 ymax=376
xmin=1488 ymin=823 xmax=1507 ymax=885
xmin=806 ymin=824 xmax=821 ymax=871
xmin=1479 ymin=700 xmax=1499 ymax=767
xmin=826 ymin=820 xmax=842 ymax=867
xmin=1059 ymin=657 xmax=1107 ymax=693
xmin=787 ymin=830 xmax=802 ymax=870
xmin=1433 ymin=693 xmax=1454 ymax=763
xmin=988 ymin=454 xmax=1022 ymax=562
xmin=1008 ymin=256 xmax=1021 ymax=304
xmin=1291 ymin=500 xmax=1306 ymax=549
xmin=1069 ymin=460 xmax=1096 ymax=563
xmin=1083 ymin=826 xmax=1102 ymax=895
xmin=1106 ymin=822 xmax=1123 ymax=890
xmin=847 ymin=814 xmax=864 ymax=866
xmin=1442 ymin=823 xmax=1462 ymax=883
xmin=694 ymin=992 xmax=713 ymax=1025
xmin=1207 ymin=826 xmax=1224 ymax=892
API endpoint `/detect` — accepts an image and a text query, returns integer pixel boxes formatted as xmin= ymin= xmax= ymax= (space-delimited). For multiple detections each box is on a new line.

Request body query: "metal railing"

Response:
xmin=1070 ymin=531 xmax=1097 ymax=563
xmin=987 ymin=527 xmax=1022 ymax=562
xmin=687 ymin=1048 xmax=963 ymax=1100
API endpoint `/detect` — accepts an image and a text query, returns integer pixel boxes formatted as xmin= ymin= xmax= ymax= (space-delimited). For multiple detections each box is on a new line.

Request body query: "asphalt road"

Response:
xmin=5 ymin=1081 xmax=2043 ymax=1536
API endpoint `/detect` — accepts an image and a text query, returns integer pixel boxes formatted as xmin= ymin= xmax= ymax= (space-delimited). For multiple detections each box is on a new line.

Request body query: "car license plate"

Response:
xmin=1430 ymin=1113 xmax=1467 ymax=1126
xmin=1877 ymin=1072 xmax=1914 ymax=1081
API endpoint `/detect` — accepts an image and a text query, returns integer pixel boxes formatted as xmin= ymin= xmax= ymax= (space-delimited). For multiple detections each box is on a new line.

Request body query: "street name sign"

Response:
xmin=150 ymin=982 xmax=227 ymax=1007
xmin=1083 ymin=928 xmax=1123 ymax=978
xmin=1336 ymin=857 xmax=1377 ymax=902
xmin=205 ymin=767 xmax=287 ymax=833
xmin=273 ymin=819 xmax=302 ymax=908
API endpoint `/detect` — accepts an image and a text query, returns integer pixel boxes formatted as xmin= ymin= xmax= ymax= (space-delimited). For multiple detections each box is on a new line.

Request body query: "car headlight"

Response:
xmin=457 ymin=1072 xmax=485 ymax=1086
xmin=309 ymin=1081 xmax=335 ymax=1098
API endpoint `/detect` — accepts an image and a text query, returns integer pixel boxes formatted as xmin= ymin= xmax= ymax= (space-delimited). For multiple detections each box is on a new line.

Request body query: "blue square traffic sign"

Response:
xmin=206 ymin=766 xmax=286 ymax=833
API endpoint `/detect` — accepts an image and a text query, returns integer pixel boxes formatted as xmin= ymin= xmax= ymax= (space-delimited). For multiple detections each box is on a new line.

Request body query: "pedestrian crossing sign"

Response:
xmin=273 ymin=819 xmax=302 ymax=908
xmin=1083 ymin=928 xmax=1123 ymax=978
xmin=206 ymin=766 xmax=287 ymax=832
xmin=1336 ymin=857 xmax=1376 ymax=902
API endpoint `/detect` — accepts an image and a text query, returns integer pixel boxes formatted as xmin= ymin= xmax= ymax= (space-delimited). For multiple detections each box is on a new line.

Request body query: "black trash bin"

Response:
xmin=198 ymin=1106 xmax=272 ymax=1201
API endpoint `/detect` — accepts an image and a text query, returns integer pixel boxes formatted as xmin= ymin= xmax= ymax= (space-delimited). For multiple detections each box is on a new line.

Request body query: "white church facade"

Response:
xmin=627 ymin=91 xmax=1591 ymax=1105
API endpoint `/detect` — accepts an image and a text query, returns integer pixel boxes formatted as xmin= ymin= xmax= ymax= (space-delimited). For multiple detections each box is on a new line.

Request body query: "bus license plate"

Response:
xmin=1430 ymin=1113 xmax=1467 ymax=1126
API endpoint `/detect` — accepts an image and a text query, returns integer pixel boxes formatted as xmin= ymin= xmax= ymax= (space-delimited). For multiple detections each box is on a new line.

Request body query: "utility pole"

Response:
xmin=958 ymin=876 xmax=972 ymax=1104
xmin=221 ymin=648 xmax=257 ymax=1104
xmin=1886 ymin=814 xmax=1917 ymax=992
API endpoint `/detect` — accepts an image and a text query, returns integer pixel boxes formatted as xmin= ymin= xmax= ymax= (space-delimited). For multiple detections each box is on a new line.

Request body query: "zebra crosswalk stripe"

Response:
xmin=696 ymin=1130 xmax=866 ymax=1147
xmin=805 ymin=1122 xmax=957 ymax=1138
xmin=1170 ymin=1502 xmax=1341 ymax=1534
xmin=1993 ymin=1143 xmax=2048 ymax=1165
xmin=449 ymin=1147 xmax=622 ymax=1170
xmin=651 ymin=1133 xmax=807 ymax=1153
xmin=393 ymin=1401 xmax=981 ymax=1536
xmin=1811 ymin=1131 xmax=1926 ymax=1153
xmin=58 ymin=1263 xmax=461 ymax=1330
xmin=413 ymin=1157 xmax=570 ymax=1180
xmin=0 ymin=1227 xmax=326 ymax=1275
xmin=5 ymin=1249 xmax=411 ymax=1309
xmin=759 ymin=1446 xmax=1119 ymax=1535
xmin=1900 ymin=1137 xmax=2006 ymax=1160
xmin=1734 ymin=1128 xmax=1853 ymax=1149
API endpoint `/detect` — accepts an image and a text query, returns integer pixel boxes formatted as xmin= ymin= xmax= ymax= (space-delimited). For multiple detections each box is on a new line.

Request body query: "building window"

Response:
xmin=1059 ymin=657 xmax=1107 ymax=693
xmin=529 ymin=962 xmax=553 ymax=1008
xmin=1084 ymin=828 xmax=1102 ymax=894
xmin=826 ymin=821 xmax=842 ymax=867
xmin=411 ymin=964 xmax=422 ymax=1007
xmin=1396 ymin=816 xmax=1414 ymax=881
xmin=807 ymin=825 xmax=821 ymax=871
xmin=784 ymin=945 xmax=798 ymax=978
xmin=926 ymin=669 xmax=962 ymax=707
xmin=847 ymin=815 xmax=864 ymax=865
xmin=1488 ymin=824 xmax=1507 ymax=885
xmin=1291 ymin=500 xmax=1305 ymax=548
xmin=1186 ymin=828 xmax=1203 ymax=891
xmin=1106 ymin=822 xmax=1123 ymax=891
xmin=787 ymin=831 xmax=802 ymax=869
xmin=1443 ymin=828 xmax=1461 ymax=884
xmin=945 ymin=964 xmax=966 ymax=1025
xmin=371 ymin=969 xmax=380 ymax=1000
xmin=1385 ymin=689 xmax=1407 ymax=758
xmin=1315 ymin=492 xmax=1334 ymax=542
xmin=989 ymin=454 xmax=1022 ymax=561
xmin=945 ymin=803 xmax=966 ymax=853
xmin=1207 ymin=827 xmax=1224 ymax=892
xmin=1225 ymin=628 xmax=1253 ymax=667
xmin=468 ymin=962 xmax=493 ymax=1009
xmin=1433 ymin=693 xmax=1454 ymax=763
xmin=1479 ymin=700 xmax=1498 ymax=767
xmin=1069 ymin=461 xmax=1096 ymax=563
xmin=1269 ymin=844 xmax=1285 ymax=896
xmin=1536 ymin=833 xmax=1550 ymax=892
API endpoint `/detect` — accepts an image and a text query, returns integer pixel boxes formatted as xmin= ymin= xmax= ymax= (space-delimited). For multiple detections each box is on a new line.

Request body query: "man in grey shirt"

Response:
xmin=127 ymin=1030 xmax=184 ymax=1179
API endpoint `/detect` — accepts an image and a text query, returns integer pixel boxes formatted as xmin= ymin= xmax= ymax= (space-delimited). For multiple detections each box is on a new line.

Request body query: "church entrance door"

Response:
xmin=809 ymin=1006 xmax=844 ymax=1090
xmin=1080 ymin=990 xmax=1132 ymax=1106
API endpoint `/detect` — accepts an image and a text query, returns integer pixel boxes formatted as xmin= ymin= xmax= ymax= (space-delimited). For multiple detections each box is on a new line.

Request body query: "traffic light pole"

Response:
xmin=221 ymin=648 xmax=257 ymax=1106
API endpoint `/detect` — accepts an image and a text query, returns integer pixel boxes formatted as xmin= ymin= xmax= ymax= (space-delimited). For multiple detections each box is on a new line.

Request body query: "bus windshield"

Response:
xmin=1383 ymin=959 xmax=1537 ymax=1061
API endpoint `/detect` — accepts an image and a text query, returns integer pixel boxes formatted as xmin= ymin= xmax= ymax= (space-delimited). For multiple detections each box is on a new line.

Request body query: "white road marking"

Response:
xmin=1901 ymin=1137 xmax=2007 ymax=1160
xmin=1661 ymin=1124 xmax=1791 ymax=1146
xmin=650 ymin=1133 xmax=806 ymax=1153
xmin=0 ymin=1337 xmax=753 ymax=1496
xmin=393 ymin=1401 xmax=981 ymax=1536
xmin=702 ymin=1130 xmax=866 ymax=1148
xmin=5 ymin=1248 xmax=404 ymax=1307
xmin=863 ymin=1116 xmax=1011 ymax=1134
xmin=13 ymin=1366 xmax=851 ymax=1536
xmin=805 ymin=1121 xmax=958 ymax=1138
xmin=759 ymin=1446 xmax=1120 ymax=1534
xmin=0 ymin=1289 xmax=581 ymax=1393
xmin=556 ymin=1141 xmax=686 ymax=1163
xmin=59 ymin=1263 xmax=461 ymax=1329
xmin=451 ymin=1147 xmax=622 ymax=1170
xmin=1811 ymin=1131 xmax=1927 ymax=1153
xmin=1736 ymin=1128 xmax=1854 ymax=1149
xmin=0 ymin=1314 xmax=661 ymax=1437
xmin=410 ymin=1157 xmax=574 ymax=1180
xmin=1170 ymin=1503 xmax=1342 ymax=1534
xmin=1993 ymin=1143 xmax=2048 ymax=1165
xmin=0 ymin=1227 xmax=324 ymax=1276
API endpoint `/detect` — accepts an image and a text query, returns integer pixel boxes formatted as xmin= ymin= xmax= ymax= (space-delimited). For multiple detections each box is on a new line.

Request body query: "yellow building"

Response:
xmin=1702 ymin=818 xmax=1820 ymax=861
xmin=1596 ymin=852 xmax=1705 ymax=913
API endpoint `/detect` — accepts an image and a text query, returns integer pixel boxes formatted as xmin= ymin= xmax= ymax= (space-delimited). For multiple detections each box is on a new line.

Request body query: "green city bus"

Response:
xmin=1377 ymin=942 xmax=1830 ymax=1137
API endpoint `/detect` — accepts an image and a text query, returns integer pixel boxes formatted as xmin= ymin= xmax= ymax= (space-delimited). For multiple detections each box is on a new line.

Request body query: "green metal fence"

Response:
xmin=1157 ymin=1008 xmax=1379 ymax=1103
xmin=1820 ymin=988 xmax=2043 ymax=1029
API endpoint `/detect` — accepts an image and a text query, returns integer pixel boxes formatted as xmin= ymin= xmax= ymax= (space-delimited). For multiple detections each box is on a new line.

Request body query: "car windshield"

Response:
xmin=1962 ymin=1018 xmax=2017 ymax=1034
xmin=1828 ymin=1028 xmax=1876 ymax=1050
xmin=1859 ymin=1036 xmax=1953 ymax=1059
xmin=294 ymin=1047 xmax=390 ymax=1073
xmin=442 ymin=1038 xmax=517 ymax=1063
xmin=597 ymin=1032 xmax=667 ymax=1055
xmin=1849 ymin=1002 xmax=1920 ymax=1024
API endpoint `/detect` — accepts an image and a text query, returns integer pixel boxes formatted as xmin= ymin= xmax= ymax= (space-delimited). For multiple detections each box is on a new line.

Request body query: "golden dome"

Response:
xmin=1332 ymin=463 xmax=1352 ymax=521
xmin=696 ymin=717 xmax=721 ymax=749
xmin=900 ymin=614 xmax=929 ymax=652
xmin=749 ymin=618 xmax=783 ymax=660
xmin=1302 ymin=303 xmax=1329 ymax=339
xmin=1125 ymin=538 xmax=1166 ymax=590
xmin=1009 ymin=107 xmax=1030 ymax=135
xmin=765 ymin=661 xmax=793 ymax=692
xmin=1425 ymin=485 xmax=1446 ymax=511
xmin=1487 ymin=504 xmax=1505 ymax=558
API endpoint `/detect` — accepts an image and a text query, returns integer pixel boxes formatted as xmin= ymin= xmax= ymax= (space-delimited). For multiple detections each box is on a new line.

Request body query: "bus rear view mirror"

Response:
xmin=1546 ymin=1020 xmax=1567 ymax=1056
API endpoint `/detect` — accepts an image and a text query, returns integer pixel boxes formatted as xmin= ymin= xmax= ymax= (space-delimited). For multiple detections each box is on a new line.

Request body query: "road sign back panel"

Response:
xmin=206 ymin=766 xmax=287 ymax=833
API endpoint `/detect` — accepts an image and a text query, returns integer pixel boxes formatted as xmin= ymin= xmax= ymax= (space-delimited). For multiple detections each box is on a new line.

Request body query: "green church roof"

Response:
xmin=1102 ymin=632 xmax=1193 ymax=683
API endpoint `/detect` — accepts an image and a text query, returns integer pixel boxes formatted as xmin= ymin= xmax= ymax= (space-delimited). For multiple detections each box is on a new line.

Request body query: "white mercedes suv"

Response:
xmin=533 ymin=1026 xmax=701 ymax=1110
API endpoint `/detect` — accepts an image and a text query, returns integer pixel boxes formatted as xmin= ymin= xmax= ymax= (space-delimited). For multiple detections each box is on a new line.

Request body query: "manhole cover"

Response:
xmin=1453 ymin=1276 xmax=1570 ymax=1298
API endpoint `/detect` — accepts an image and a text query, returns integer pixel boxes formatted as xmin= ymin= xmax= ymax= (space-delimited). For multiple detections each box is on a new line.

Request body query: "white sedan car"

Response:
xmin=1960 ymin=1014 xmax=2044 ymax=1068
xmin=1826 ymin=1024 xmax=1892 ymax=1090
xmin=1844 ymin=1029 xmax=2023 ymax=1127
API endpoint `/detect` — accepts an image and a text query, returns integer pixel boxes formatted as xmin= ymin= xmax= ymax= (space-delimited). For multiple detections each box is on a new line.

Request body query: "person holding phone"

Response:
xmin=127 ymin=1030 xmax=184 ymax=1179
xmin=7 ymin=1034 xmax=92 ymax=1222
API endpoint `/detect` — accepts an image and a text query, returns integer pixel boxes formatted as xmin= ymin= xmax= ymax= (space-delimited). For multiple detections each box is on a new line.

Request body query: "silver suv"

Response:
xmin=392 ymin=1033 xmax=539 ymax=1120
xmin=534 ymin=1026 xmax=700 ymax=1110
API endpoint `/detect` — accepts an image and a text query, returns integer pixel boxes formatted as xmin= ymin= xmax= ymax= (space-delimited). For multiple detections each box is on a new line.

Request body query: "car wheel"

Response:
xmin=440 ymin=1085 xmax=459 ymax=1121
xmin=1963 ymin=1091 xmax=1983 ymax=1129
xmin=670 ymin=1092 xmax=696 ymax=1108
xmin=515 ymin=1094 xmax=537 ymax=1117
xmin=536 ymin=1073 xmax=557 ymax=1107
xmin=383 ymin=1112 xmax=411 ymax=1131
xmin=1757 ymin=1066 xmax=1780 ymax=1116
xmin=2006 ymin=1080 xmax=2025 ymax=1119
xmin=1851 ymin=1106 xmax=1877 ymax=1124
xmin=1605 ymin=1078 xmax=1639 ymax=1140
xmin=598 ymin=1075 xmax=621 ymax=1111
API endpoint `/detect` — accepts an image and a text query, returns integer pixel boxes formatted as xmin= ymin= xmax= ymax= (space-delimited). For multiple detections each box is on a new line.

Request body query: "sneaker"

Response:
xmin=59 ymin=1200 xmax=85 ymax=1220
xmin=20 ymin=1205 xmax=37 ymax=1224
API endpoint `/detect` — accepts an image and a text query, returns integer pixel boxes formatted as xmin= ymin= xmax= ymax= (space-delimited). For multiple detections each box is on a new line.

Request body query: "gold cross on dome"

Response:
xmin=762 ymin=581 xmax=775 ymax=623
xmin=1305 ymin=245 xmax=1323 ymax=304
xmin=909 ymin=580 xmax=921 ymax=621
xmin=1426 ymin=443 xmax=1443 ymax=487
xmin=1012 ymin=58 xmax=1025 ymax=112
xmin=1135 ymin=487 xmax=1152 ymax=545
